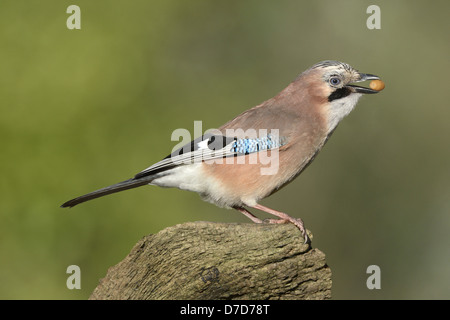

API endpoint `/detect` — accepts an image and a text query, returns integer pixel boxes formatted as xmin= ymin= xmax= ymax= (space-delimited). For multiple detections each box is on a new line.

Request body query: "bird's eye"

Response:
xmin=329 ymin=77 xmax=341 ymax=86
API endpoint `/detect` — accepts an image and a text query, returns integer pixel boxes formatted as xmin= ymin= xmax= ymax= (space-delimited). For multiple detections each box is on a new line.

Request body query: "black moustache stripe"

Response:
xmin=328 ymin=87 xmax=352 ymax=102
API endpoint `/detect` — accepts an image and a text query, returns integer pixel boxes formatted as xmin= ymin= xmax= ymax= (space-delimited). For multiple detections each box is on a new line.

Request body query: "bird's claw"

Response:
xmin=263 ymin=218 xmax=310 ymax=244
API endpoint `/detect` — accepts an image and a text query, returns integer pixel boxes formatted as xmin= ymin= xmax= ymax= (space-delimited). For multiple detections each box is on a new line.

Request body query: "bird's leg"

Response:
xmin=252 ymin=204 xmax=309 ymax=243
xmin=233 ymin=206 xmax=264 ymax=224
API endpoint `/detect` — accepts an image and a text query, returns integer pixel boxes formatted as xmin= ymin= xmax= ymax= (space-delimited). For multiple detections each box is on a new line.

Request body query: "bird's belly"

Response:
xmin=149 ymin=162 xmax=241 ymax=208
xmin=199 ymin=149 xmax=313 ymax=208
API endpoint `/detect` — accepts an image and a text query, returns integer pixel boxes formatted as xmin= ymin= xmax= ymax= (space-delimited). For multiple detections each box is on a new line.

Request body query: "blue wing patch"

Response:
xmin=231 ymin=134 xmax=287 ymax=154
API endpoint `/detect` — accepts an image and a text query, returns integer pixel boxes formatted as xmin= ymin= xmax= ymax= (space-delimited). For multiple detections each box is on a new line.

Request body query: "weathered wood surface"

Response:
xmin=90 ymin=221 xmax=331 ymax=300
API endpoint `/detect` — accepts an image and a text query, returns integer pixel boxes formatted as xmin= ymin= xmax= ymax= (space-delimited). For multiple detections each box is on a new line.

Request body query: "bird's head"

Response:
xmin=296 ymin=60 xmax=382 ymax=132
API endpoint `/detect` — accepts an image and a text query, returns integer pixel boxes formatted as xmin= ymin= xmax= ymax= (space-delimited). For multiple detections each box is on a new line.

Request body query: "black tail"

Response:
xmin=60 ymin=177 xmax=152 ymax=208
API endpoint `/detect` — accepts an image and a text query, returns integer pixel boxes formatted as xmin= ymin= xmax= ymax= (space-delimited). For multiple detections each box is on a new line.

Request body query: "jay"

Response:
xmin=61 ymin=60 xmax=383 ymax=243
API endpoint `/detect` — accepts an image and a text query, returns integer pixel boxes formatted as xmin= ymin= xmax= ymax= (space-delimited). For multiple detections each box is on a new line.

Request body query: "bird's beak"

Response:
xmin=347 ymin=73 xmax=381 ymax=94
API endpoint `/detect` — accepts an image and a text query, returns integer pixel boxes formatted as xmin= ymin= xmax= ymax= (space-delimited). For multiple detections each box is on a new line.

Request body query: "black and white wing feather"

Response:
xmin=61 ymin=133 xmax=286 ymax=208
xmin=135 ymin=133 xmax=287 ymax=179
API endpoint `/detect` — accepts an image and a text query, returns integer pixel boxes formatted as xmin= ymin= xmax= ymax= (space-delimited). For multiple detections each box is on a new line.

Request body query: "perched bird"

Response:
xmin=61 ymin=60 xmax=383 ymax=243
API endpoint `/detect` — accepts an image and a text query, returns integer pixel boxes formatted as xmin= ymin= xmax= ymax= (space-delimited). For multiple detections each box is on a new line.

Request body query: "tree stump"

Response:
xmin=89 ymin=221 xmax=331 ymax=300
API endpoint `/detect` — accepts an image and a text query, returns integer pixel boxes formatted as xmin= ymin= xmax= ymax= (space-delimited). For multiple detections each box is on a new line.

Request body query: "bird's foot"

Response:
xmin=263 ymin=217 xmax=309 ymax=244
xmin=235 ymin=205 xmax=310 ymax=244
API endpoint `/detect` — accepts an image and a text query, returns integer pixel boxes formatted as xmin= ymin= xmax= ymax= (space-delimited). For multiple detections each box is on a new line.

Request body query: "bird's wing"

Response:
xmin=134 ymin=132 xmax=287 ymax=179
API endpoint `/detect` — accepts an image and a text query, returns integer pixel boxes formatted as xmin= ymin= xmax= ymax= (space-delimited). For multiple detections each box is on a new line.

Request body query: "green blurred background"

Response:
xmin=1 ymin=0 xmax=449 ymax=299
